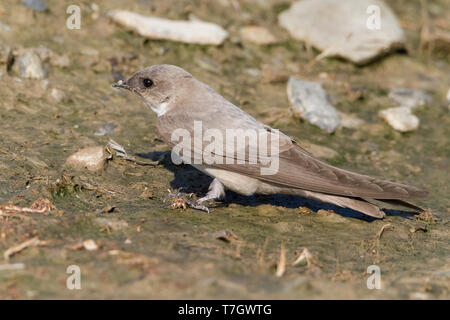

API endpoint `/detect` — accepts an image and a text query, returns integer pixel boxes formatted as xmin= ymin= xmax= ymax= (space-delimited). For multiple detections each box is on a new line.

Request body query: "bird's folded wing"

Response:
xmin=210 ymin=141 xmax=427 ymax=199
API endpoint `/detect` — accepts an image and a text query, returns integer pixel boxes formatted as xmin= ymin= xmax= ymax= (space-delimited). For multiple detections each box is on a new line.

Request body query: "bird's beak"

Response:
xmin=112 ymin=80 xmax=131 ymax=90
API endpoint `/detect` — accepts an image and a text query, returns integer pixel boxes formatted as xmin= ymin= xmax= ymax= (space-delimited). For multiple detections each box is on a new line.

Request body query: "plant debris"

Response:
xmin=4 ymin=237 xmax=40 ymax=261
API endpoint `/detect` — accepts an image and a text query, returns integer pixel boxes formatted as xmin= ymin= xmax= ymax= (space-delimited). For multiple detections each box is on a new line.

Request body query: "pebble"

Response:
xmin=287 ymin=77 xmax=340 ymax=133
xmin=65 ymin=146 xmax=108 ymax=171
xmin=50 ymin=88 xmax=67 ymax=103
xmin=240 ymin=26 xmax=277 ymax=45
xmin=279 ymin=0 xmax=405 ymax=65
xmin=83 ymin=239 xmax=98 ymax=251
xmin=109 ymin=10 xmax=228 ymax=45
xmin=94 ymin=123 xmax=117 ymax=136
xmin=379 ymin=106 xmax=419 ymax=132
xmin=22 ymin=0 xmax=47 ymax=12
xmin=16 ymin=50 xmax=46 ymax=79
xmin=389 ymin=88 xmax=432 ymax=109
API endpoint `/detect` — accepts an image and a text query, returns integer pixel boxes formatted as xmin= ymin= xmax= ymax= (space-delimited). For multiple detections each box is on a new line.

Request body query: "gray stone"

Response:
xmin=279 ymin=0 xmax=405 ymax=65
xmin=287 ymin=77 xmax=340 ymax=133
xmin=389 ymin=88 xmax=432 ymax=109
xmin=379 ymin=106 xmax=419 ymax=132
xmin=22 ymin=0 xmax=47 ymax=12
xmin=17 ymin=50 xmax=46 ymax=79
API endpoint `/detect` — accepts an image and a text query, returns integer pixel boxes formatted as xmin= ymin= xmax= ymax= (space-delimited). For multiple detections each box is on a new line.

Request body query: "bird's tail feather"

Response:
xmin=303 ymin=191 xmax=385 ymax=218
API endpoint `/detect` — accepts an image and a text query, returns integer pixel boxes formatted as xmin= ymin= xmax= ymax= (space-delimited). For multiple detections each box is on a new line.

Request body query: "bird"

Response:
xmin=112 ymin=64 xmax=427 ymax=218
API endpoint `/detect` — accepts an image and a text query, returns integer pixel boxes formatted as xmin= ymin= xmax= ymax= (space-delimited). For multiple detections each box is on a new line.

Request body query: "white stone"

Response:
xmin=65 ymin=146 xmax=108 ymax=171
xmin=240 ymin=26 xmax=277 ymax=45
xmin=83 ymin=239 xmax=98 ymax=251
xmin=109 ymin=10 xmax=228 ymax=45
xmin=287 ymin=77 xmax=340 ymax=133
xmin=50 ymin=88 xmax=67 ymax=103
xmin=279 ymin=0 xmax=405 ymax=65
xmin=17 ymin=50 xmax=46 ymax=79
xmin=379 ymin=106 xmax=419 ymax=132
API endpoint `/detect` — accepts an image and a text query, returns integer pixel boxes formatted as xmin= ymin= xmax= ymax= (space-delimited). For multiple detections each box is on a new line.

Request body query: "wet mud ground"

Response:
xmin=0 ymin=0 xmax=449 ymax=299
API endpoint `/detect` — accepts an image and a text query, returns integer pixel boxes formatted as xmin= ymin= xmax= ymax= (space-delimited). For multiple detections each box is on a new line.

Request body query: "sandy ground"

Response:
xmin=0 ymin=0 xmax=449 ymax=299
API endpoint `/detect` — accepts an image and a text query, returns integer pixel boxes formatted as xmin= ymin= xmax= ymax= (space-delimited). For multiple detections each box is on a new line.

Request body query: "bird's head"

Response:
xmin=112 ymin=64 xmax=193 ymax=116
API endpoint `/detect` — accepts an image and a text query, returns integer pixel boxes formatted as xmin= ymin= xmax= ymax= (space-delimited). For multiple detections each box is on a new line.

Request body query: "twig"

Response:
xmin=107 ymin=139 xmax=159 ymax=166
xmin=376 ymin=223 xmax=392 ymax=240
xmin=0 ymin=263 xmax=26 ymax=271
xmin=0 ymin=198 xmax=55 ymax=217
xmin=292 ymin=247 xmax=313 ymax=267
xmin=3 ymin=237 xmax=40 ymax=261
xmin=275 ymin=240 xmax=286 ymax=277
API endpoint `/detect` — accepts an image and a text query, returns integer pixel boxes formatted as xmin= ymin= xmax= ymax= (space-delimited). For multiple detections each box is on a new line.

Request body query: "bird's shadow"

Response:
xmin=137 ymin=151 xmax=417 ymax=222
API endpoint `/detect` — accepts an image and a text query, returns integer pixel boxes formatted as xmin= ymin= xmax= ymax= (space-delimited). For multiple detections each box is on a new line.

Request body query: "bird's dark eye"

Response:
xmin=143 ymin=78 xmax=153 ymax=88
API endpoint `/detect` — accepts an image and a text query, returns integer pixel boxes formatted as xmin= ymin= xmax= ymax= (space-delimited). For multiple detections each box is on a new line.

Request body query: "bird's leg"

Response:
xmin=196 ymin=178 xmax=226 ymax=205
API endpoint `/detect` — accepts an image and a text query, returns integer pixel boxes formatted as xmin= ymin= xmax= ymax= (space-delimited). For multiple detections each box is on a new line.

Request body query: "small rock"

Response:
xmin=389 ymin=88 xmax=432 ymax=109
xmin=83 ymin=239 xmax=98 ymax=251
xmin=65 ymin=146 xmax=108 ymax=171
xmin=22 ymin=0 xmax=47 ymax=12
xmin=50 ymin=88 xmax=67 ymax=103
xmin=379 ymin=106 xmax=419 ymax=132
xmin=279 ymin=0 xmax=405 ymax=65
xmin=94 ymin=123 xmax=117 ymax=136
xmin=16 ymin=50 xmax=46 ymax=79
xmin=287 ymin=77 xmax=340 ymax=133
xmin=240 ymin=26 xmax=277 ymax=45
xmin=109 ymin=10 xmax=228 ymax=45
xmin=95 ymin=218 xmax=128 ymax=231
xmin=339 ymin=112 xmax=365 ymax=129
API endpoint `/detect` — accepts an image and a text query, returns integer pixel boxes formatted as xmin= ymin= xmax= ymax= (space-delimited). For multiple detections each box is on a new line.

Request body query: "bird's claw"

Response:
xmin=165 ymin=190 xmax=210 ymax=214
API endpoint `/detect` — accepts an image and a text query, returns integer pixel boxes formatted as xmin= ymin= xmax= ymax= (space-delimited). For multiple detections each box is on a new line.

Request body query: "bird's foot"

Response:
xmin=165 ymin=179 xmax=226 ymax=214
xmin=165 ymin=190 xmax=210 ymax=213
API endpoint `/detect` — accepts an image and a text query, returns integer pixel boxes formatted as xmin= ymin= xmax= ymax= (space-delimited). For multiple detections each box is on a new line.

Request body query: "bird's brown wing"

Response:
xmin=211 ymin=140 xmax=427 ymax=199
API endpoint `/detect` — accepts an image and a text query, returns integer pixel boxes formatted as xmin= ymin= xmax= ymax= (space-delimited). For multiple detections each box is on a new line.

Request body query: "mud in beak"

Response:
xmin=112 ymin=80 xmax=131 ymax=90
